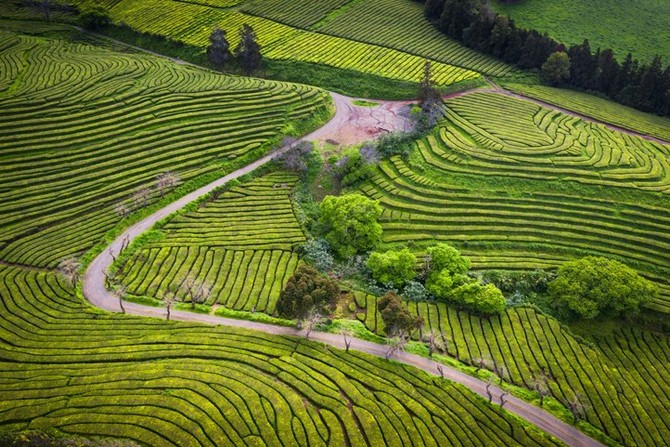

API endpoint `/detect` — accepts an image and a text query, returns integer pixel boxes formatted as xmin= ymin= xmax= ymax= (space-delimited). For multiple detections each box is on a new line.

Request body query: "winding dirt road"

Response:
xmin=83 ymin=92 xmax=604 ymax=447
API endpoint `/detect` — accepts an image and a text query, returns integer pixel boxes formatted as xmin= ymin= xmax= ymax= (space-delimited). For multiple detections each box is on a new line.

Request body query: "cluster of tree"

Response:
xmin=424 ymin=0 xmax=670 ymax=116
xmin=366 ymin=243 xmax=506 ymax=316
xmin=78 ymin=5 xmax=111 ymax=30
xmin=548 ymin=256 xmax=657 ymax=320
xmin=207 ymin=25 xmax=262 ymax=75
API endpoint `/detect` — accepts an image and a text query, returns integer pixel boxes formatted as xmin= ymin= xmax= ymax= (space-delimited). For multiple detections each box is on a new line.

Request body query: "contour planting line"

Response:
xmin=82 ymin=95 xmax=604 ymax=447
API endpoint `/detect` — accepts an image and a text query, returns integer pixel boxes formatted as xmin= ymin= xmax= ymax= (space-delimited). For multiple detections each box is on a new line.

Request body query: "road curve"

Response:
xmin=83 ymin=95 xmax=604 ymax=447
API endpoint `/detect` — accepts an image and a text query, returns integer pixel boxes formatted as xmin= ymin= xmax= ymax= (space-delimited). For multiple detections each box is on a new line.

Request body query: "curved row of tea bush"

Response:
xmin=116 ymin=173 xmax=305 ymax=313
xmin=0 ymin=27 xmax=329 ymax=268
xmin=69 ymin=0 xmax=484 ymax=85
xmin=352 ymin=295 xmax=670 ymax=446
xmin=0 ymin=265 xmax=561 ymax=447
xmin=361 ymin=157 xmax=670 ymax=312
xmin=435 ymin=93 xmax=670 ymax=193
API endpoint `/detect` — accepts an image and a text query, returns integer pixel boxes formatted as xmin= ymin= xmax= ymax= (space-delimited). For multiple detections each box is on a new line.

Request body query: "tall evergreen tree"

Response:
xmin=206 ymin=27 xmax=232 ymax=68
xmin=424 ymin=0 xmax=445 ymax=20
xmin=568 ymin=40 xmax=599 ymax=90
xmin=235 ymin=24 xmax=262 ymax=75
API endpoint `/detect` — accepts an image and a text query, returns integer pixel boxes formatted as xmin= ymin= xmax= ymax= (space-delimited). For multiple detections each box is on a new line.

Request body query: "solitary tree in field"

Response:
xmin=58 ymin=257 xmax=80 ymax=287
xmin=235 ymin=24 xmax=262 ymax=75
xmin=156 ymin=171 xmax=180 ymax=197
xmin=378 ymin=292 xmax=423 ymax=336
xmin=114 ymin=285 xmax=126 ymax=314
xmin=207 ymin=27 xmax=232 ymax=68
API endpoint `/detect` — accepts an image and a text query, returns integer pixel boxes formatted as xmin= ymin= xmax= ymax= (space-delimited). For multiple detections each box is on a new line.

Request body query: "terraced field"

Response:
xmin=68 ymin=0 xmax=509 ymax=84
xmin=0 ymin=24 xmax=329 ymax=268
xmin=502 ymin=84 xmax=670 ymax=143
xmin=116 ymin=173 xmax=304 ymax=313
xmin=361 ymin=156 xmax=670 ymax=312
xmin=351 ymin=296 xmax=670 ymax=447
xmin=437 ymin=93 xmax=670 ymax=192
xmin=0 ymin=265 xmax=562 ymax=447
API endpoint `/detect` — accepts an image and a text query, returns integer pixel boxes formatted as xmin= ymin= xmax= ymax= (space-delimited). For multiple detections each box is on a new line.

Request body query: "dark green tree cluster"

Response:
xmin=378 ymin=292 xmax=424 ymax=335
xmin=424 ymin=0 xmax=670 ymax=116
xmin=207 ymin=24 xmax=262 ymax=75
xmin=276 ymin=264 xmax=339 ymax=320
xmin=548 ymin=256 xmax=657 ymax=320
xmin=78 ymin=5 xmax=111 ymax=30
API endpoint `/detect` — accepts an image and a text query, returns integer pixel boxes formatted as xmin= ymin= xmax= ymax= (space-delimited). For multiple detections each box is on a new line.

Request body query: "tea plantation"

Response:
xmin=352 ymin=294 xmax=670 ymax=446
xmin=0 ymin=23 xmax=329 ymax=269
xmin=116 ymin=172 xmax=304 ymax=313
xmin=0 ymin=265 xmax=562 ymax=447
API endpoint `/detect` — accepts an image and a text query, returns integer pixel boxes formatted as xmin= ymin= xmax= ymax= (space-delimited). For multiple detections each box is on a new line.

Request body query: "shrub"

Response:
xmin=451 ymin=282 xmax=507 ymax=316
xmin=376 ymin=132 xmax=414 ymax=159
xmin=334 ymin=150 xmax=375 ymax=187
xmin=366 ymin=248 xmax=417 ymax=288
xmin=548 ymin=256 xmax=658 ymax=320
xmin=377 ymin=292 xmax=423 ymax=335
xmin=301 ymin=239 xmax=334 ymax=272
xmin=276 ymin=264 xmax=339 ymax=320
xmin=317 ymin=194 xmax=382 ymax=259
xmin=427 ymin=243 xmax=470 ymax=276
xmin=402 ymin=280 xmax=430 ymax=302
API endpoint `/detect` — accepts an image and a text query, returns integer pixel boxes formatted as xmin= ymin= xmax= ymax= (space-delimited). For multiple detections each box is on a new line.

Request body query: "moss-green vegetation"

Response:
xmin=359 ymin=92 xmax=670 ymax=312
xmin=0 ymin=25 xmax=330 ymax=269
xmin=115 ymin=173 xmax=305 ymax=314
xmin=503 ymin=83 xmax=670 ymax=142
xmin=0 ymin=265 xmax=562 ymax=447
xmin=492 ymin=0 xmax=670 ymax=63
xmin=352 ymin=293 xmax=670 ymax=446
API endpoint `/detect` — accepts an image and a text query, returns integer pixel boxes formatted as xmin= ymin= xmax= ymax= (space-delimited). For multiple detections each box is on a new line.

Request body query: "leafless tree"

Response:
xmin=426 ymin=330 xmax=448 ymax=357
xmin=486 ymin=378 xmax=494 ymax=404
xmin=156 ymin=171 xmax=180 ymax=197
xmin=114 ymin=285 xmax=126 ymax=314
xmin=58 ymin=257 xmax=80 ymax=287
xmin=493 ymin=364 xmax=508 ymax=385
xmin=472 ymin=356 xmax=491 ymax=373
xmin=278 ymin=140 xmax=313 ymax=173
xmin=164 ymin=292 xmax=178 ymax=321
xmin=181 ymin=275 xmax=211 ymax=310
xmin=567 ymin=393 xmax=588 ymax=425
xmin=436 ymin=364 xmax=445 ymax=379
xmin=341 ymin=328 xmax=353 ymax=352
xmin=108 ymin=247 xmax=117 ymax=263
xmin=133 ymin=187 xmax=150 ymax=208
xmin=120 ymin=235 xmax=130 ymax=253
xmin=385 ymin=332 xmax=408 ymax=360
xmin=500 ymin=391 xmax=509 ymax=408
xmin=114 ymin=203 xmax=131 ymax=218
xmin=532 ymin=371 xmax=551 ymax=407
xmin=304 ymin=309 xmax=323 ymax=340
